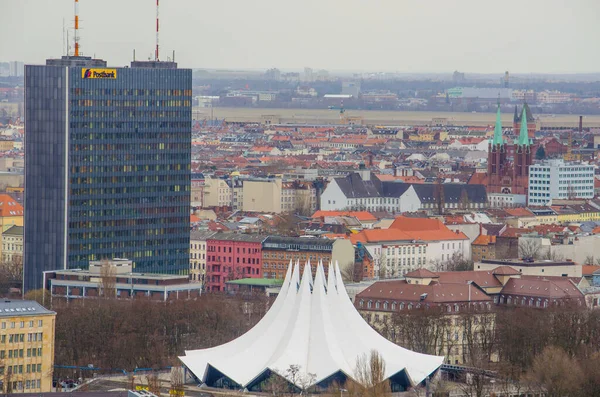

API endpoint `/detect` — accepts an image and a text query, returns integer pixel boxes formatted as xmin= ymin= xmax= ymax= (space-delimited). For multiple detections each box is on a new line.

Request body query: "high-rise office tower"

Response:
xmin=24 ymin=55 xmax=191 ymax=291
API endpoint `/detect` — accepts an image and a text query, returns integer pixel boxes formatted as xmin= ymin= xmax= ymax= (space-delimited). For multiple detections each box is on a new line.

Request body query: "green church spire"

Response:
xmin=492 ymin=102 xmax=504 ymax=146
xmin=517 ymin=106 xmax=530 ymax=146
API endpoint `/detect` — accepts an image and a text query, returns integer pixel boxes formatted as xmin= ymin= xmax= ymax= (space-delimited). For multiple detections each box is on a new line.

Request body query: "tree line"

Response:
xmin=48 ymin=292 xmax=269 ymax=379
xmin=379 ymin=305 xmax=600 ymax=396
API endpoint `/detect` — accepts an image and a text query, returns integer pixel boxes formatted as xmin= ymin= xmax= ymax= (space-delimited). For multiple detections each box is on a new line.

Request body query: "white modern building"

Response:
xmin=528 ymin=160 xmax=595 ymax=206
xmin=180 ymin=262 xmax=443 ymax=392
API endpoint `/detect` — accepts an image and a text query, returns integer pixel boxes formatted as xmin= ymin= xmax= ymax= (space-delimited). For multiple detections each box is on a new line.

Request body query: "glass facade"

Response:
xmin=24 ymin=62 xmax=191 ymax=292
xmin=24 ymin=65 xmax=69 ymax=292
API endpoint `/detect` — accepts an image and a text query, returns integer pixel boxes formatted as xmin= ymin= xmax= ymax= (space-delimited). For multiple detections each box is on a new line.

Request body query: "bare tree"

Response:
xmin=353 ymin=350 xmax=391 ymax=397
xmin=518 ymin=239 xmax=541 ymax=259
xmin=99 ymin=259 xmax=117 ymax=299
xmin=146 ymin=372 xmax=161 ymax=396
xmin=525 ymin=345 xmax=583 ymax=397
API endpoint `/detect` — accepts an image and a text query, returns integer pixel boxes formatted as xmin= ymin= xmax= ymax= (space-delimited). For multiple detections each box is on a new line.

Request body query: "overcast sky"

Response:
xmin=1 ymin=0 xmax=598 ymax=73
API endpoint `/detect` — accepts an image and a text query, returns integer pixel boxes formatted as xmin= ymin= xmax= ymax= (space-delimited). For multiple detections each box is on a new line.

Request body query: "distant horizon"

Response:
xmin=2 ymin=0 xmax=599 ymax=74
xmin=3 ymin=60 xmax=600 ymax=80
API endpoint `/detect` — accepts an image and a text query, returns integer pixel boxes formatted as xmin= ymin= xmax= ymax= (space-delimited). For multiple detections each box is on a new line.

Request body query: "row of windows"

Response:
xmin=208 ymin=256 xmax=260 ymax=265
xmin=72 ymin=164 xmax=190 ymax=174
xmin=0 ymin=363 xmax=43 ymax=374
xmin=208 ymin=246 xmax=260 ymax=254
xmin=70 ymin=185 xmax=189 ymax=196
xmin=68 ymin=218 xmax=187 ymax=230
xmin=71 ymin=88 xmax=192 ymax=97
xmin=71 ymin=132 xmax=187 ymax=141
xmin=68 ymin=247 xmax=188 ymax=263
xmin=70 ymin=110 xmax=188 ymax=119
xmin=73 ymin=142 xmax=188 ymax=152
xmin=2 ymin=244 xmax=21 ymax=252
xmin=263 ymin=252 xmax=329 ymax=260
xmin=72 ymin=153 xmax=188 ymax=164
xmin=359 ymin=300 xmax=491 ymax=312
xmin=70 ymin=195 xmax=186 ymax=208
xmin=386 ymin=246 xmax=426 ymax=255
xmin=69 ymin=206 xmax=187 ymax=219
xmin=70 ymin=121 xmax=189 ymax=129
xmin=71 ymin=99 xmax=190 ymax=108
xmin=1 ymin=320 xmax=43 ymax=330
xmin=1 ymin=333 xmax=43 ymax=344
xmin=0 ymin=347 xmax=43 ymax=359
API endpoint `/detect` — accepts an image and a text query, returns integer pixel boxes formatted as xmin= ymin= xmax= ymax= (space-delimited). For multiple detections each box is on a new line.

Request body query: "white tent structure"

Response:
xmin=179 ymin=261 xmax=444 ymax=392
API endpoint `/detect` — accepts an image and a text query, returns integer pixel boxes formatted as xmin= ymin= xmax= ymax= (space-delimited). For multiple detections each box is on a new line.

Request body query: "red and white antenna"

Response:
xmin=74 ymin=0 xmax=80 ymax=56
xmin=155 ymin=0 xmax=159 ymax=61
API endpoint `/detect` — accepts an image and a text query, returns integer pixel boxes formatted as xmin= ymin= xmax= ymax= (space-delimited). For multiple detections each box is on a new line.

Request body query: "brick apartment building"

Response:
xmin=261 ymin=236 xmax=355 ymax=279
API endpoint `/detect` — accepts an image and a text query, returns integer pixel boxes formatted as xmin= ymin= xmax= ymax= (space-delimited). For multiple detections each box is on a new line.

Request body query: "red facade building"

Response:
xmin=205 ymin=233 xmax=266 ymax=292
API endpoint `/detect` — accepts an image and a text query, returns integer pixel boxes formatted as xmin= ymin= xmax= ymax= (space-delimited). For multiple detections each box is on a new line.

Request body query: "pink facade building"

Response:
xmin=205 ymin=233 xmax=266 ymax=292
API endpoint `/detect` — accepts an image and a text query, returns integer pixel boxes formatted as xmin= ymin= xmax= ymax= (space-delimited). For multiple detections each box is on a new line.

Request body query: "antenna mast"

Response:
xmin=155 ymin=0 xmax=160 ymax=61
xmin=74 ymin=0 xmax=80 ymax=56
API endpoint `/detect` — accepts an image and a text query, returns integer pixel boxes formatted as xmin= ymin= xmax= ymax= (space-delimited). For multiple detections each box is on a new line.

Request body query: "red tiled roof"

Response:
xmin=436 ymin=270 xmax=503 ymax=289
xmin=501 ymin=227 xmax=533 ymax=238
xmin=500 ymin=277 xmax=583 ymax=299
xmin=350 ymin=229 xmax=414 ymax=244
xmin=0 ymin=194 xmax=23 ymax=217
xmin=472 ymin=235 xmax=496 ymax=246
xmin=492 ymin=266 xmax=520 ymax=276
xmin=405 ymin=269 xmax=439 ymax=278
xmin=357 ymin=280 xmax=492 ymax=304
xmin=389 ymin=216 xmax=469 ymax=241
xmin=582 ymin=265 xmax=600 ymax=276
xmin=504 ymin=208 xmax=535 ymax=217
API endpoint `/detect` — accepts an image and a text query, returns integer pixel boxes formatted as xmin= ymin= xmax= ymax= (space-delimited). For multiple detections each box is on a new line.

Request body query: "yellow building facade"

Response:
xmin=0 ymin=300 xmax=56 ymax=393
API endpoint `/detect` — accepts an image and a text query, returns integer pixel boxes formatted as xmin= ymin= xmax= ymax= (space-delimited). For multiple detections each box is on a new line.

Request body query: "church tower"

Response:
xmin=513 ymin=102 xmax=536 ymax=139
xmin=512 ymin=107 xmax=532 ymax=195
xmin=486 ymin=103 xmax=510 ymax=193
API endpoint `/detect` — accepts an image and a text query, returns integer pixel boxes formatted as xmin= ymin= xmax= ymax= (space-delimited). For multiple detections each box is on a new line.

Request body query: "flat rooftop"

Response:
xmin=481 ymin=259 xmax=577 ymax=267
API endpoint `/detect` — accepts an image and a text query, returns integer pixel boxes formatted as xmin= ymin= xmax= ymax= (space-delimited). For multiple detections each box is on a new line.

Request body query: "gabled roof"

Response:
xmin=500 ymin=277 xmax=583 ymax=299
xmin=492 ymin=266 xmax=520 ymax=276
xmin=2 ymin=225 xmax=23 ymax=237
xmin=358 ymin=280 xmax=492 ymax=304
xmin=405 ymin=268 xmax=439 ymax=278
xmin=411 ymin=184 xmax=488 ymax=204
xmin=333 ymin=173 xmax=381 ymax=199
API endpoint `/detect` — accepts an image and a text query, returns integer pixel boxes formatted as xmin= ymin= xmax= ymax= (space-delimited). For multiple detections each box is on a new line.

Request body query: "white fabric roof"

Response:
xmin=179 ymin=261 xmax=443 ymax=389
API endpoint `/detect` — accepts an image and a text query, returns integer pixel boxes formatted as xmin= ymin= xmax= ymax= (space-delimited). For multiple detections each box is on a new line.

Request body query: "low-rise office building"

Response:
xmin=44 ymin=260 xmax=201 ymax=301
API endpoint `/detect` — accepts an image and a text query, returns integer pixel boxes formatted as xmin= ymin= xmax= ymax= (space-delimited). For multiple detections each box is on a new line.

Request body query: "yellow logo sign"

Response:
xmin=82 ymin=68 xmax=117 ymax=79
xmin=135 ymin=386 xmax=149 ymax=391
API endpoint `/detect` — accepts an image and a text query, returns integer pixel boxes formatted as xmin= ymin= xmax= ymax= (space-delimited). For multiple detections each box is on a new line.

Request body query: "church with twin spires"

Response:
xmin=486 ymin=104 xmax=534 ymax=195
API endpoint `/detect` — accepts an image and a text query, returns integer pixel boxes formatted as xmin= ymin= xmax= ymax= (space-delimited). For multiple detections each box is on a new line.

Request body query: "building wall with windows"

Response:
xmin=24 ymin=59 xmax=191 ymax=291
xmin=0 ymin=300 xmax=56 ymax=393
xmin=203 ymin=177 xmax=232 ymax=208
xmin=528 ymin=160 xmax=595 ymax=206
xmin=205 ymin=234 xmax=265 ymax=292
xmin=1 ymin=225 xmax=22 ymax=263
xmin=190 ymin=231 xmax=215 ymax=284
xmin=261 ymin=236 xmax=354 ymax=279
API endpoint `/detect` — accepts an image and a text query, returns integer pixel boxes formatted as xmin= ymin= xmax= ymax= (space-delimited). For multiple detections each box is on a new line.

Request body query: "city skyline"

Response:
xmin=1 ymin=0 xmax=599 ymax=74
